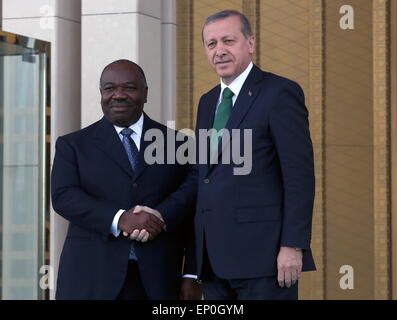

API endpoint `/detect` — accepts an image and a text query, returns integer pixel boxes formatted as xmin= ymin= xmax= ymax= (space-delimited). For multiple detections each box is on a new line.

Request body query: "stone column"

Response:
xmin=82 ymin=0 xmax=174 ymax=127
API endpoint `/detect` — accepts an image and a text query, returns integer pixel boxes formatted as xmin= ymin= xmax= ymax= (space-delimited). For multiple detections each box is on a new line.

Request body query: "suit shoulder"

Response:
xmin=145 ymin=116 xmax=167 ymax=131
xmin=56 ymin=119 xmax=101 ymax=143
xmin=200 ymin=84 xmax=220 ymax=99
xmin=144 ymin=116 xmax=182 ymax=138
xmin=262 ymin=71 xmax=304 ymax=92
xmin=144 ymin=117 xmax=190 ymax=150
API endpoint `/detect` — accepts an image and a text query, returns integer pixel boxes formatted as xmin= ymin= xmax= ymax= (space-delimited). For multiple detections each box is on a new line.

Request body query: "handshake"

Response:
xmin=118 ymin=205 xmax=166 ymax=242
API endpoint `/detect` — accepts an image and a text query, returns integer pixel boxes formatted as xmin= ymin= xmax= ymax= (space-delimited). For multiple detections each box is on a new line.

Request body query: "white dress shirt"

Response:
xmin=217 ymin=61 xmax=253 ymax=109
xmin=111 ymin=113 xmax=144 ymax=237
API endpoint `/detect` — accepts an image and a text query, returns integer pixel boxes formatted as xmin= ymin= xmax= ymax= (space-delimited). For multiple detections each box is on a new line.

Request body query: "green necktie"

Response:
xmin=210 ymin=87 xmax=234 ymax=162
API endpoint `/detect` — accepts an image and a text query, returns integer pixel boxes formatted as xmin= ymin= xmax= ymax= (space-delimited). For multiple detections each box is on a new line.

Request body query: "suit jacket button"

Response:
xmin=204 ymin=178 xmax=210 ymax=184
xmin=133 ymin=183 xmax=138 ymax=188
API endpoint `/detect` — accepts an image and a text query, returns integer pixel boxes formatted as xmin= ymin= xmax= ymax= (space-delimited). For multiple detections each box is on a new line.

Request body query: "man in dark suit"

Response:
xmin=139 ymin=10 xmax=316 ymax=300
xmin=51 ymin=59 xmax=201 ymax=300
xmin=195 ymin=9 xmax=316 ymax=300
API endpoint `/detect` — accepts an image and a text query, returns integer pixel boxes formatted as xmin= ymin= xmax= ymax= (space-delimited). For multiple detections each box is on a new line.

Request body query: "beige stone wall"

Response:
xmin=324 ymin=0 xmax=375 ymax=299
xmin=258 ymin=0 xmax=323 ymax=300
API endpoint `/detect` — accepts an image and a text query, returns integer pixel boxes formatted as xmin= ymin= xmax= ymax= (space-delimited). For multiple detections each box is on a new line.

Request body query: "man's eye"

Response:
xmin=125 ymin=86 xmax=136 ymax=91
xmin=207 ymin=42 xmax=216 ymax=48
xmin=104 ymin=87 xmax=114 ymax=91
xmin=225 ymin=39 xmax=234 ymax=44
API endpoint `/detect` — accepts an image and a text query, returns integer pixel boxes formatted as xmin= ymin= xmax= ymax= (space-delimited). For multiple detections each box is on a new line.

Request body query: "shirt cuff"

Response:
xmin=111 ymin=209 xmax=125 ymax=237
xmin=182 ymin=274 xmax=198 ymax=279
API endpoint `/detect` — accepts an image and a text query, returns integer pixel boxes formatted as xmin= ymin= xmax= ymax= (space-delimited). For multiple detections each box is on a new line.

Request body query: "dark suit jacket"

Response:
xmin=160 ymin=65 xmax=316 ymax=280
xmin=51 ymin=113 xmax=196 ymax=300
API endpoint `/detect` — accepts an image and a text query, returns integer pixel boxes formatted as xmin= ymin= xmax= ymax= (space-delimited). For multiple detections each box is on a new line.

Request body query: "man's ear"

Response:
xmin=144 ymin=87 xmax=148 ymax=103
xmin=248 ymin=36 xmax=255 ymax=54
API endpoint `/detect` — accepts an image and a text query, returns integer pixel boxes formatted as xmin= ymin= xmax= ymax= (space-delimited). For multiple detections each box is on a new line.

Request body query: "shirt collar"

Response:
xmin=220 ymin=62 xmax=253 ymax=98
xmin=113 ymin=112 xmax=144 ymax=138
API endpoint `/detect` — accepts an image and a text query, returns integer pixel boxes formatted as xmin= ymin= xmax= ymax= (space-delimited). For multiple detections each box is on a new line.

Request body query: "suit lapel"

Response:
xmin=93 ymin=117 xmax=134 ymax=179
xmin=224 ymin=66 xmax=264 ymax=133
xmin=201 ymin=86 xmax=221 ymax=131
xmin=210 ymin=65 xmax=264 ymax=170
xmin=200 ymin=86 xmax=221 ymax=173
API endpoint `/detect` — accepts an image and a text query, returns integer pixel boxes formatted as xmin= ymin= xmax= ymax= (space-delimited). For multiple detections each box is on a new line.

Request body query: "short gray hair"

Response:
xmin=202 ymin=10 xmax=253 ymax=42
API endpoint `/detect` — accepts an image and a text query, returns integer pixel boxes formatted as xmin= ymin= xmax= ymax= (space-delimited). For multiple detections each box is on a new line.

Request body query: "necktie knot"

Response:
xmin=120 ymin=127 xmax=133 ymax=137
xmin=222 ymin=87 xmax=234 ymax=99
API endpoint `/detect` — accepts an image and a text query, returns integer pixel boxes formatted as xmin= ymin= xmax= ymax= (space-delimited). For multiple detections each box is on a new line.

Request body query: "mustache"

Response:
xmin=109 ymin=102 xmax=135 ymax=108
xmin=214 ymin=56 xmax=232 ymax=64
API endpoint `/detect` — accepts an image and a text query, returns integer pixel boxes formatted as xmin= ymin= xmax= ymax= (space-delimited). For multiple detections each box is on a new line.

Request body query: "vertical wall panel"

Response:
xmin=373 ymin=0 xmax=391 ymax=300
xmin=192 ymin=0 xmax=243 ymax=126
xmin=258 ymin=0 xmax=324 ymax=299
xmin=324 ymin=0 xmax=374 ymax=299
xmin=391 ymin=0 xmax=397 ymax=300
xmin=260 ymin=0 xmax=310 ymax=91
xmin=308 ymin=0 xmax=325 ymax=300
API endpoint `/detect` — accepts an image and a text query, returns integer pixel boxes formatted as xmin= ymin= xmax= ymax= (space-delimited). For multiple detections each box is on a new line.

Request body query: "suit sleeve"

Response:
xmin=155 ymin=102 xmax=203 ymax=232
xmin=268 ymin=80 xmax=315 ymax=250
xmin=182 ymin=220 xmax=197 ymax=275
xmin=51 ymin=136 xmax=120 ymax=236
xmin=155 ymin=158 xmax=198 ymax=232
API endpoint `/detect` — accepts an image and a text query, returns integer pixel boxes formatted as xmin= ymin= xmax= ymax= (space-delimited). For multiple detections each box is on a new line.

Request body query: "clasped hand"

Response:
xmin=118 ymin=205 xmax=165 ymax=242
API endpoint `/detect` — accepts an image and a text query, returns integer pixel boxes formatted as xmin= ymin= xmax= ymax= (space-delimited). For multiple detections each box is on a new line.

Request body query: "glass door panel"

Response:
xmin=0 ymin=32 xmax=49 ymax=300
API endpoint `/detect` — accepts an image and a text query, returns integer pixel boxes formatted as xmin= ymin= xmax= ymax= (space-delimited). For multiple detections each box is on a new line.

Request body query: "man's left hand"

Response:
xmin=179 ymin=278 xmax=202 ymax=300
xmin=277 ymin=246 xmax=303 ymax=288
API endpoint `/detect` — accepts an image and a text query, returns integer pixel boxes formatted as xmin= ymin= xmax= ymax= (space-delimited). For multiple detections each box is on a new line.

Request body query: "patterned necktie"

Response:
xmin=120 ymin=128 xmax=139 ymax=173
xmin=210 ymin=87 xmax=234 ymax=161
xmin=120 ymin=127 xmax=139 ymax=260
